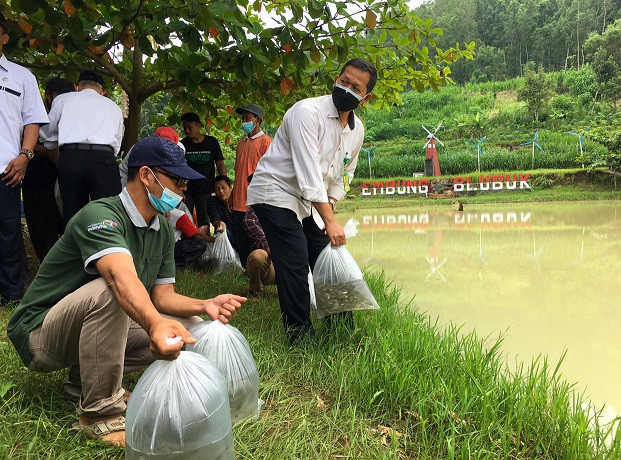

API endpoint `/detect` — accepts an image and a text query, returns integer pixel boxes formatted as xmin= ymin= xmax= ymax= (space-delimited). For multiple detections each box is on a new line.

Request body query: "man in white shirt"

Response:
xmin=41 ymin=70 xmax=124 ymax=223
xmin=247 ymin=58 xmax=376 ymax=343
xmin=0 ymin=14 xmax=49 ymax=301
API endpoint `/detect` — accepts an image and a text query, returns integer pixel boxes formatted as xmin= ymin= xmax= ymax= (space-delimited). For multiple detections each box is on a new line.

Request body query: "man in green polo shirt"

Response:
xmin=7 ymin=136 xmax=245 ymax=446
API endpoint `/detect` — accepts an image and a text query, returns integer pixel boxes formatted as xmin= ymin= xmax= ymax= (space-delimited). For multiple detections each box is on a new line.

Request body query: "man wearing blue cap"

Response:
xmin=7 ymin=136 xmax=246 ymax=446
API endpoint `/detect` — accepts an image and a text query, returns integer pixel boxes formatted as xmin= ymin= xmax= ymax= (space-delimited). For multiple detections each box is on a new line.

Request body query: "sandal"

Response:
xmin=70 ymin=415 xmax=126 ymax=440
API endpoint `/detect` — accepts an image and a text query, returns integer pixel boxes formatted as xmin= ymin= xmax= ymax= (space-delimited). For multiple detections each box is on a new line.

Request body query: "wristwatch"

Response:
xmin=19 ymin=149 xmax=34 ymax=160
xmin=328 ymin=198 xmax=337 ymax=208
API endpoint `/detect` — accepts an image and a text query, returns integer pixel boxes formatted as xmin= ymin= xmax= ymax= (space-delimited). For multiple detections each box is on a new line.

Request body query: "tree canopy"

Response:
xmin=3 ymin=0 xmax=473 ymax=151
xmin=415 ymin=0 xmax=621 ymax=83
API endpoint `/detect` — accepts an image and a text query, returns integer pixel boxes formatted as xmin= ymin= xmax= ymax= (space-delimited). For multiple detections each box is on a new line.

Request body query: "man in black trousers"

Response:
xmin=23 ymin=77 xmax=74 ymax=262
xmin=247 ymin=58 xmax=376 ymax=342
xmin=40 ymin=71 xmax=124 ymax=223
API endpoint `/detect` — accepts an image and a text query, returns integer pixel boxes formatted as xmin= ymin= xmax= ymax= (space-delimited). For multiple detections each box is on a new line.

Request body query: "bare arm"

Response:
xmin=2 ymin=124 xmax=40 ymax=186
xmin=150 ymin=283 xmax=245 ymax=323
xmin=311 ymin=201 xmax=346 ymax=247
xmin=216 ymin=159 xmax=227 ymax=176
xmin=95 ymin=252 xmax=196 ymax=359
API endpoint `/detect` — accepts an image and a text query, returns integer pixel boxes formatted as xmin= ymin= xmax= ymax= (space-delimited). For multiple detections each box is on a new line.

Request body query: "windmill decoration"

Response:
xmin=360 ymin=146 xmax=378 ymax=178
xmin=567 ymin=130 xmax=585 ymax=168
xmin=422 ymin=123 xmax=444 ymax=176
xmin=467 ymin=136 xmax=486 ymax=172
xmin=522 ymin=130 xmax=542 ymax=169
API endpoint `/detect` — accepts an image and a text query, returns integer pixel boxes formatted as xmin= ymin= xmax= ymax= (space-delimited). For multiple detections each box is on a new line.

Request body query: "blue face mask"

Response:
xmin=241 ymin=121 xmax=255 ymax=134
xmin=145 ymin=169 xmax=184 ymax=213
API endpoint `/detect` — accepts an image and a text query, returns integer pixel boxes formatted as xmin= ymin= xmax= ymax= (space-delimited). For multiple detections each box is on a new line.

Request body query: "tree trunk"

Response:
xmin=121 ymin=97 xmax=142 ymax=157
xmin=120 ymin=44 xmax=144 ymax=157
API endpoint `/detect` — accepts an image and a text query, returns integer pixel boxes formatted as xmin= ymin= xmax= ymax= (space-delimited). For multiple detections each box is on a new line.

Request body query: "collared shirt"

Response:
xmin=231 ymin=130 xmax=271 ymax=212
xmin=206 ymin=196 xmax=234 ymax=229
xmin=40 ymin=88 xmax=124 ymax=154
xmin=7 ymin=187 xmax=176 ymax=366
xmin=246 ymin=95 xmax=363 ymax=222
xmin=243 ymin=206 xmax=269 ymax=252
xmin=0 ymin=54 xmax=49 ymax=171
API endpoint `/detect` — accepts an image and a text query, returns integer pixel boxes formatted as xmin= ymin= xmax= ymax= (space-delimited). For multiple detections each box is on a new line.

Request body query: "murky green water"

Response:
xmin=339 ymin=201 xmax=621 ymax=416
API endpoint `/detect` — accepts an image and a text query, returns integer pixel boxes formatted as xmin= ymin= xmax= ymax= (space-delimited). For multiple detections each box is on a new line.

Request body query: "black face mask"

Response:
xmin=332 ymin=84 xmax=364 ymax=112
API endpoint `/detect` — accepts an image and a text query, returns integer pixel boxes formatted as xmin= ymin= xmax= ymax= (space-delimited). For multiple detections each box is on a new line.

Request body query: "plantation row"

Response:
xmin=353 ymin=148 xmax=588 ymax=178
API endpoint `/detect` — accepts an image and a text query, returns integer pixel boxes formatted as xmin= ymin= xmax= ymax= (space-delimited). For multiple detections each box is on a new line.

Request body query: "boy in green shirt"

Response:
xmin=7 ymin=136 xmax=246 ymax=446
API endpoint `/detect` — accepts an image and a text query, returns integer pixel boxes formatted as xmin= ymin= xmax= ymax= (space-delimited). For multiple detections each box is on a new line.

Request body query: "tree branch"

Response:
xmin=84 ymin=48 xmax=133 ymax=95
xmin=19 ymin=61 xmax=113 ymax=77
xmin=104 ymin=0 xmax=147 ymax=53
xmin=142 ymin=78 xmax=228 ymax=100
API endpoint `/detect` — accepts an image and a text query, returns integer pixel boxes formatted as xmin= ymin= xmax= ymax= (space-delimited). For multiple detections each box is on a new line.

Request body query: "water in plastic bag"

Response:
xmin=312 ymin=243 xmax=380 ymax=319
xmin=200 ymin=231 xmax=243 ymax=273
xmin=187 ymin=321 xmax=261 ymax=423
xmin=126 ymin=351 xmax=235 ymax=459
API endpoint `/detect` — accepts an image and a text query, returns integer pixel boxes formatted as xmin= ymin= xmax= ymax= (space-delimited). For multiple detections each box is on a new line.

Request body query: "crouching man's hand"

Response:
xmin=202 ymin=294 xmax=246 ymax=323
xmin=149 ymin=318 xmax=197 ymax=360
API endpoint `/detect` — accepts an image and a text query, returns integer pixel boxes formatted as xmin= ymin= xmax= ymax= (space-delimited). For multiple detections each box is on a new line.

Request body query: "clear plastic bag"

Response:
xmin=126 ymin=351 xmax=235 ymax=459
xmin=312 ymin=243 xmax=380 ymax=319
xmin=187 ymin=321 xmax=261 ymax=424
xmin=308 ymin=267 xmax=317 ymax=311
xmin=200 ymin=231 xmax=243 ymax=273
xmin=342 ymin=218 xmax=359 ymax=239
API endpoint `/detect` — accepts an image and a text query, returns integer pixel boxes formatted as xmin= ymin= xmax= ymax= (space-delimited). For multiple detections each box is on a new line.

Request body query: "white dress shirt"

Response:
xmin=40 ymin=88 xmax=124 ymax=154
xmin=0 ymin=54 xmax=49 ymax=172
xmin=246 ymin=95 xmax=363 ymax=222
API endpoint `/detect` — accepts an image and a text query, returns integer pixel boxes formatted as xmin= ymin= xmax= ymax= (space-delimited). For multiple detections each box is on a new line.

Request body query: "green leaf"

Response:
xmin=0 ymin=381 xmax=15 ymax=399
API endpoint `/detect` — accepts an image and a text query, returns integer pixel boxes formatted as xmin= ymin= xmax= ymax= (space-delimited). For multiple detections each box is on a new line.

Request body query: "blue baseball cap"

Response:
xmin=128 ymin=136 xmax=205 ymax=180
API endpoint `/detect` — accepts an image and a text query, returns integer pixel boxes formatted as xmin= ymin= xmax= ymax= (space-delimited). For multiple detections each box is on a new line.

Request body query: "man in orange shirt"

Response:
xmin=231 ymin=104 xmax=271 ymax=267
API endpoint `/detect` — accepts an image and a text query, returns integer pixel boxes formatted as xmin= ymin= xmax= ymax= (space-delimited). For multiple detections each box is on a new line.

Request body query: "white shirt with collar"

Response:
xmin=0 ymin=54 xmax=49 ymax=172
xmin=246 ymin=95 xmax=363 ymax=222
xmin=40 ymin=87 xmax=124 ymax=154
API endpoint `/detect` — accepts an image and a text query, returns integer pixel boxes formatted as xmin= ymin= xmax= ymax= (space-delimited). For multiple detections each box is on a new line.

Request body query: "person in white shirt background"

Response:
xmin=247 ymin=58 xmax=376 ymax=343
xmin=0 ymin=14 xmax=49 ymax=301
xmin=40 ymin=70 xmax=124 ymax=224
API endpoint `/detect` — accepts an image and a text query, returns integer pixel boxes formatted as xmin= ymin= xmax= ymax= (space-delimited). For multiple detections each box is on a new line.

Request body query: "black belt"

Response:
xmin=61 ymin=143 xmax=114 ymax=153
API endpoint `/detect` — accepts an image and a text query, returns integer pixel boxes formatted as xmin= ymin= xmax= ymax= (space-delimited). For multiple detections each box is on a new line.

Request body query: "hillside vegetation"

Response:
xmin=355 ymin=67 xmax=620 ymax=178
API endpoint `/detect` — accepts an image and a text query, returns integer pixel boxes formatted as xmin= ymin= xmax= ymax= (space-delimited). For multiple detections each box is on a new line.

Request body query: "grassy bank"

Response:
xmin=340 ymin=168 xmax=620 ymax=212
xmin=1 ymin=270 xmax=620 ymax=458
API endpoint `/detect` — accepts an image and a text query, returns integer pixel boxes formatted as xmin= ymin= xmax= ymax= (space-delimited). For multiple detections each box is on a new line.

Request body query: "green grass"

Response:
xmin=341 ymin=169 xmax=620 ymax=212
xmin=1 ymin=269 xmax=620 ymax=458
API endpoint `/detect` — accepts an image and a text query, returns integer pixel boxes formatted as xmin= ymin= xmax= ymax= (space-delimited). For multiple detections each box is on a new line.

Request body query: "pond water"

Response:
xmin=339 ymin=201 xmax=621 ymax=418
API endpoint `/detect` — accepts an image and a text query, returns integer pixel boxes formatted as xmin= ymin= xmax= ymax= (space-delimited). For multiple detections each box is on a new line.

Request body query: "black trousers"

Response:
xmin=252 ymin=203 xmax=330 ymax=339
xmin=232 ymin=210 xmax=251 ymax=268
xmin=0 ymin=175 xmax=24 ymax=301
xmin=174 ymin=237 xmax=208 ymax=269
xmin=22 ymin=187 xmax=64 ymax=263
xmin=58 ymin=146 xmax=122 ymax=224
xmin=184 ymin=193 xmax=210 ymax=228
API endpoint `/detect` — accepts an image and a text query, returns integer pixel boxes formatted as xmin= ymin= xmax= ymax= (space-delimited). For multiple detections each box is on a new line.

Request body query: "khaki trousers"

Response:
xmin=27 ymin=278 xmax=201 ymax=417
xmin=246 ymin=249 xmax=276 ymax=293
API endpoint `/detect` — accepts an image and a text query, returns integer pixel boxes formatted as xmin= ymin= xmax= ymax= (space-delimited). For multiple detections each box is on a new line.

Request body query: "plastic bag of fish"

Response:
xmin=312 ymin=242 xmax=379 ymax=319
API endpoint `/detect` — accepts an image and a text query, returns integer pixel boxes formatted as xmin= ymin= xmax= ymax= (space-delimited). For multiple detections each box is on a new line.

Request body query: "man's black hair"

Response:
xmin=46 ymin=77 xmax=75 ymax=95
xmin=340 ymin=58 xmax=378 ymax=93
xmin=127 ymin=166 xmax=140 ymax=182
xmin=214 ymin=175 xmax=231 ymax=186
xmin=181 ymin=112 xmax=201 ymax=125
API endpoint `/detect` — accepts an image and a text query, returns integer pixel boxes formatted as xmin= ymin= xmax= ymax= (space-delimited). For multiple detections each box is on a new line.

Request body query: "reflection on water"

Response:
xmin=340 ymin=201 xmax=621 ymax=418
